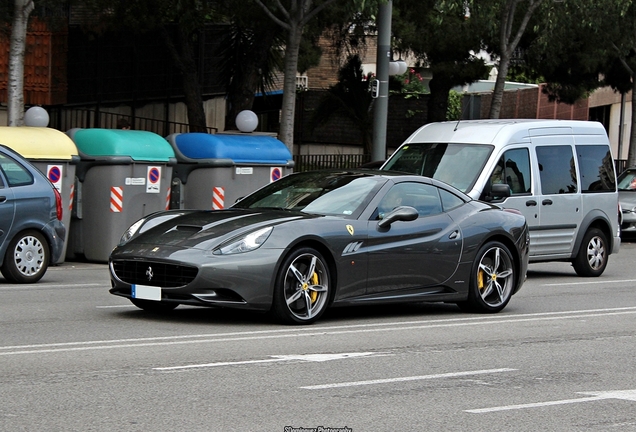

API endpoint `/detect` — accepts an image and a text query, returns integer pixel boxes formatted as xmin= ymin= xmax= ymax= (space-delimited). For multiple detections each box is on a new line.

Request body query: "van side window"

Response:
xmin=536 ymin=146 xmax=577 ymax=194
xmin=576 ymin=145 xmax=616 ymax=192
xmin=487 ymin=148 xmax=531 ymax=200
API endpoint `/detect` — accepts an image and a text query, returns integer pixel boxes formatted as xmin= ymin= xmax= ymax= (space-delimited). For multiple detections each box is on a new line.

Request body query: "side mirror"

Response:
xmin=378 ymin=205 xmax=419 ymax=228
xmin=491 ymin=183 xmax=511 ymax=198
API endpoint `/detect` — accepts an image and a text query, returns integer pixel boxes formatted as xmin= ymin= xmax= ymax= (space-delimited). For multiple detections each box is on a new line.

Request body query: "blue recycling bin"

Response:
xmin=166 ymin=132 xmax=294 ymax=209
xmin=67 ymin=128 xmax=176 ymax=262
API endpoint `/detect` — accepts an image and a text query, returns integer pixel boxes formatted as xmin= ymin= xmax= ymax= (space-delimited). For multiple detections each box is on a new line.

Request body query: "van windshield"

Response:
xmin=382 ymin=143 xmax=493 ymax=193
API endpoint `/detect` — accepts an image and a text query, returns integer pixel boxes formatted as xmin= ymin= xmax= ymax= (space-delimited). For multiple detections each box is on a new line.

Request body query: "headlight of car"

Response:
xmin=214 ymin=226 xmax=273 ymax=255
xmin=119 ymin=218 xmax=146 ymax=245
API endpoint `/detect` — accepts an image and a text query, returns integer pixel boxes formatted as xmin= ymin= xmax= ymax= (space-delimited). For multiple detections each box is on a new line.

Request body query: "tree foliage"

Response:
xmin=392 ymin=0 xmax=488 ymax=123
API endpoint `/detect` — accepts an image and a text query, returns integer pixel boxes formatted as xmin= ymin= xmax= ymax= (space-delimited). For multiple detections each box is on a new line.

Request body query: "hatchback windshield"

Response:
xmin=382 ymin=143 xmax=493 ymax=193
xmin=233 ymin=171 xmax=384 ymax=216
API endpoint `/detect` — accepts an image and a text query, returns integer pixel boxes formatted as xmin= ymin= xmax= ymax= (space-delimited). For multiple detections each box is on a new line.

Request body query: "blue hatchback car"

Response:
xmin=0 ymin=144 xmax=65 ymax=283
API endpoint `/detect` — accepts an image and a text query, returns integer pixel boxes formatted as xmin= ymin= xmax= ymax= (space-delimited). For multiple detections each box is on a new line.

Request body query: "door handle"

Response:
xmin=542 ymin=199 xmax=553 ymax=205
xmin=449 ymin=230 xmax=460 ymax=240
xmin=526 ymin=200 xmax=537 ymax=207
xmin=0 ymin=196 xmax=6 ymax=203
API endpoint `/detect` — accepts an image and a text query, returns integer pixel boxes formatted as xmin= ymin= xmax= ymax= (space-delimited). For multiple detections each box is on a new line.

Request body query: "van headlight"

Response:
xmin=214 ymin=227 xmax=273 ymax=255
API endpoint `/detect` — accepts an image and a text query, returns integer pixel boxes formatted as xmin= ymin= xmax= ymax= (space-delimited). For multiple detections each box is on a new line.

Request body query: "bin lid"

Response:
xmin=169 ymin=133 xmax=292 ymax=164
xmin=69 ymin=128 xmax=175 ymax=162
xmin=0 ymin=126 xmax=79 ymax=160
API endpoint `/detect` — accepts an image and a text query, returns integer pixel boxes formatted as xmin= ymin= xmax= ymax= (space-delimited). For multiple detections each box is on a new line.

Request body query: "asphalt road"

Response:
xmin=1 ymin=241 xmax=636 ymax=431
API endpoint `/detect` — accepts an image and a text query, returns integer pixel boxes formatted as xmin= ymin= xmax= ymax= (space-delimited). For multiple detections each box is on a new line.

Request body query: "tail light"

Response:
xmin=53 ymin=187 xmax=63 ymax=221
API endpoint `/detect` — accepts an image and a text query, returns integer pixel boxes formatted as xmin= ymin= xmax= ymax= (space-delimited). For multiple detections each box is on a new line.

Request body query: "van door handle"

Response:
xmin=542 ymin=199 xmax=553 ymax=205
xmin=526 ymin=200 xmax=537 ymax=207
xmin=0 ymin=196 xmax=6 ymax=203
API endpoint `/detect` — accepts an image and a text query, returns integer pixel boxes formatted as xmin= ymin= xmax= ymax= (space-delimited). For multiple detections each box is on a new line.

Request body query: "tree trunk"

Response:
xmin=427 ymin=74 xmax=452 ymax=123
xmin=628 ymin=77 xmax=636 ymax=167
xmin=161 ymin=25 xmax=207 ymax=133
xmin=7 ymin=0 xmax=34 ymax=126
xmin=488 ymin=52 xmax=511 ymax=119
xmin=225 ymin=27 xmax=278 ymax=130
xmin=278 ymin=24 xmax=303 ymax=153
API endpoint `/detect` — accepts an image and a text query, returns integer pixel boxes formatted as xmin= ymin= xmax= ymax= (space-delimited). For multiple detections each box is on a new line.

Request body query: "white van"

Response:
xmin=381 ymin=119 xmax=620 ymax=277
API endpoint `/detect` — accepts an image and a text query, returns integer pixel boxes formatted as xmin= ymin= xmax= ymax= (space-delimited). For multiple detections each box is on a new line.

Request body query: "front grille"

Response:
xmin=112 ymin=260 xmax=198 ymax=288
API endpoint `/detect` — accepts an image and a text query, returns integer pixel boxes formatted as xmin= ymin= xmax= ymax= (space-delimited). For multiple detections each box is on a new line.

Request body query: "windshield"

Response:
xmin=617 ymin=170 xmax=636 ymax=191
xmin=233 ymin=171 xmax=384 ymax=216
xmin=382 ymin=142 xmax=493 ymax=193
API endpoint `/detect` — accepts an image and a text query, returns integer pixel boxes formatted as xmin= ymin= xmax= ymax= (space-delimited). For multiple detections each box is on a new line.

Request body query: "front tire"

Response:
xmin=1 ymin=230 xmax=50 ymax=283
xmin=271 ymin=247 xmax=331 ymax=325
xmin=572 ymin=228 xmax=608 ymax=277
xmin=460 ymin=241 xmax=515 ymax=313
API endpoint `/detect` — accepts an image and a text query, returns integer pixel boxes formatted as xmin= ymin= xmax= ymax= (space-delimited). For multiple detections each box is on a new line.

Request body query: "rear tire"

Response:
xmin=572 ymin=228 xmax=608 ymax=277
xmin=1 ymin=230 xmax=50 ymax=283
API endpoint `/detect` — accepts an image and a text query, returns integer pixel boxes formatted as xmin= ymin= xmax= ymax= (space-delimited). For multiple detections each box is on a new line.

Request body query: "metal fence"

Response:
xmin=48 ymin=107 xmax=217 ymax=136
xmin=292 ymin=153 xmax=372 ymax=172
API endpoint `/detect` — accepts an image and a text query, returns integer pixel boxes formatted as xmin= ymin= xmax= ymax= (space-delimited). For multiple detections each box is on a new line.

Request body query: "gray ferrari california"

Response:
xmin=109 ymin=170 xmax=529 ymax=324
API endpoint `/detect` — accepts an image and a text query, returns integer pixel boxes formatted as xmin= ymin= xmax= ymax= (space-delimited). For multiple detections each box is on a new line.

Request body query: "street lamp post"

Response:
xmin=372 ymin=0 xmax=392 ymax=163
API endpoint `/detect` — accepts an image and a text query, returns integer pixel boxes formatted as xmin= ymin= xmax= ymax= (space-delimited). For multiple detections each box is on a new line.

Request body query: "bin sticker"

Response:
xmin=110 ymin=187 xmax=123 ymax=212
xmin=146 ymin=166 xmax=161 ymax=194
xmin=271 ymin=167 xmax=282 ymax=182
xmin=213 ymin=187 xmax=225 ymax=210
xmin=125 ymin=177 xmax=145 ymax=185
xmin=47 ymin=165 xmax=63 ymax=192
xmin=235 ymin=167 xmax=253 ymax=175
xmin=69 ymin=183 xmax=74 ymax=212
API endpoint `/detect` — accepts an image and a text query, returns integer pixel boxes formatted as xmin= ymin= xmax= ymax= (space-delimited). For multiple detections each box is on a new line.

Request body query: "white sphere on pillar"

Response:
xmin=236 ymin=110 xmax=258 ymax=133
xmin=24 ymin=106 xmax=50 ymax=127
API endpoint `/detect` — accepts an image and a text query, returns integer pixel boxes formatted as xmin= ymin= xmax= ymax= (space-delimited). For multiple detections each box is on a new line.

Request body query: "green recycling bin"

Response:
xmin=0 ymin=126 xmax=79 ymax=264
xmin=166 ymin=132 xmax=294 ymax=209
xmin=67 ymin=128 xmax=176 ymax=262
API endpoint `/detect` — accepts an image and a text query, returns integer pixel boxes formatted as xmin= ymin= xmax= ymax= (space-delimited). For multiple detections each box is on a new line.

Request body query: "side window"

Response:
xmin=0 ymin=154 xmax=34 ymax=187
xmin=377 ymin=182 xmax=443 ymax=219
xmin=486 ymin=148 xmax=531 ymax=200
xmin=536 ymin=145 xmax=577 ymax=194
xmin=440 ymin=189 xmax=465 ymax=211
xmin=576 ymin=145 xmax=616 ymax=192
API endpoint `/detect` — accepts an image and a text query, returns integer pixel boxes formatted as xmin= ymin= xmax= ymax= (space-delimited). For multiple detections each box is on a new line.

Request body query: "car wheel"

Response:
xmin=460 ymin=241 xmax=515 ymax=313
xmin=1 ymin=230 xmax=49 ymax=283
xmin=573 ymin=228 xmax=608 ymax=277
xmin=130 ymin=298 xmax=179 ymax=312
xmin=272 ymin=247 xmax=331 ymax=325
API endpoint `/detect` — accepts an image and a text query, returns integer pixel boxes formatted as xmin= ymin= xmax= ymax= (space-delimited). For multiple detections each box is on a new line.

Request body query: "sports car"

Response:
xmin=109 ymin=170 xmax=529 ymax=325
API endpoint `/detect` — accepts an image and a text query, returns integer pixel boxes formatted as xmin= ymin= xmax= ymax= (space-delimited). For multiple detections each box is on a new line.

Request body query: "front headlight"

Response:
xmin=119 ymin=218 xmax=146 ymax=245
xmin=214 ymin=226 xmax=273 ymax=255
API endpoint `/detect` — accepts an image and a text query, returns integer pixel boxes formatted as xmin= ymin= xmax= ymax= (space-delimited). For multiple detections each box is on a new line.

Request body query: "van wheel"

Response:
xmin=573 ymin=228 xmax=608 ymax=277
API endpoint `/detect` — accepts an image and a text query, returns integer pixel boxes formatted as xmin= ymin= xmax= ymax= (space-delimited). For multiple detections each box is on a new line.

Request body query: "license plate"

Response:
xmin=132 ymin=284 xmax=161 ymax=301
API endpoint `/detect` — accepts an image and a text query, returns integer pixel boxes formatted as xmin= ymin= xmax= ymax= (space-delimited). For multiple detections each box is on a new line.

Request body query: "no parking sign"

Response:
xmin=146 ymin=166 xmax=161 ymax=193
xmin=270 ymin=167 xmax=282 ymax=183
xmin=47 ymin=165 xmax=63 ymax=192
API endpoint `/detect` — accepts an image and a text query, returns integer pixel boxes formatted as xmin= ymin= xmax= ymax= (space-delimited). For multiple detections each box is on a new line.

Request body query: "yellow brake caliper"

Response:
xmin=310 ymin=272 xmax=319 ymax=303
xmin=477 ymin=269 xmax=485 ymax=292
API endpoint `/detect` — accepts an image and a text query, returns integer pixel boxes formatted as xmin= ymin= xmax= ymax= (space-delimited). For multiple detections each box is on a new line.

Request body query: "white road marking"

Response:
xmin=154 ymin=352 xmax=383 ymax=371
xmin=0 ymin=283 xmax=104 ymax=291
xmin=301 ymin=368 xmax=517 ymax=390
xmin=1 ymin=306 xmax=635 ymax=356
xmin=541 ymin=279 xmax=636 ymax=287
xmin=467 ymin=389 xmax=636 ymax=413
